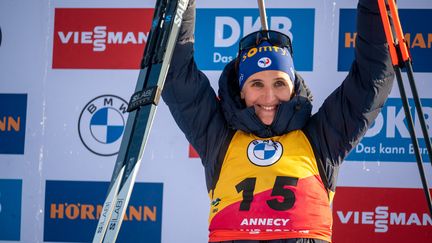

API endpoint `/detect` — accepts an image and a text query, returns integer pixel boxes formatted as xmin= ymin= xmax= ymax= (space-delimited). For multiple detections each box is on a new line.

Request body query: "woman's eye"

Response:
xmin=274 ymin=80 xmax=286 ymax=87
xmin=251 ymin=82 xmax=264 ymax=87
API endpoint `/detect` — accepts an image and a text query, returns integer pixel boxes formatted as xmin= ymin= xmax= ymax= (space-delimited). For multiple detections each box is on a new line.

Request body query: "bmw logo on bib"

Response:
xmin=247 ymin=139 xmax=283 ymax=166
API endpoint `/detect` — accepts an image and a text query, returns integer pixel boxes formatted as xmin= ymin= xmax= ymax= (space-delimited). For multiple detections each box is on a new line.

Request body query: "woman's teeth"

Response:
xmin=261 ymin=105 xmax=276 ymax=111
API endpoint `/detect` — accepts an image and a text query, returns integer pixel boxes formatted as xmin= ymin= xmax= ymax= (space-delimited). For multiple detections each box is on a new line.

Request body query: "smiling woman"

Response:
xmin=162 ymin=0 xmax=395 ymax=242
xmin=240 ymin=70 xmax=294 ymax=125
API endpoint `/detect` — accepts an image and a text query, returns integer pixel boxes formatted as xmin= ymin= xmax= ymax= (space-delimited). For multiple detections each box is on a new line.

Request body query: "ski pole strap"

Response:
xmin=377 ymin=0 xmax=411 ymax=67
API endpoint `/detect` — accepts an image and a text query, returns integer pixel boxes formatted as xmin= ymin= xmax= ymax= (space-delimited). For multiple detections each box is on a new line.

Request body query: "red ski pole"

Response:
xmin=378 ymin=0 xmax=432 ymax=216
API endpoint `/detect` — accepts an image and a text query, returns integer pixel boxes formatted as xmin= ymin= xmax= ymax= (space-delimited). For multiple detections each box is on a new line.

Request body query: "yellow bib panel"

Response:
xmin=208 ymin=130 xmax=332 ymax=242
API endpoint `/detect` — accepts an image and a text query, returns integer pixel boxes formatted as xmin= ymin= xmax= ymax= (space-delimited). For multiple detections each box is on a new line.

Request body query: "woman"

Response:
xmin=162 ymin=0 xmax=395 ymax=242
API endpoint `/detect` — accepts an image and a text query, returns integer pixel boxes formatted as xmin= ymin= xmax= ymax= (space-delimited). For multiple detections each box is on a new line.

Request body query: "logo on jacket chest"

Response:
xmin=247 ymin=139 xmax=283 ymax=166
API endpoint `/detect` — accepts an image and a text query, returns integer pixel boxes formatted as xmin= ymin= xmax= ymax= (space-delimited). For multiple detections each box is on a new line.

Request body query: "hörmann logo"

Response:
xmin=333 ymin=187 xmax=432 ymax=242
xmin=338 ymin=9 xmax=432 ymax=72
xmin=78 ymin=95 xmax=128 ymax=156
xmin=346 ymin=98 xmax=431 ymax=162
xmin=49 ymin=202 xmax=156 ymax=222
xmin=0 ymin=94 xmax=27 ymax=154
xmin=195 ymin=8 xmax=314 ymax=71
xmin=44 ymin=180 xmax=163 ymax=242
xmin=342 ymin=32 xmax=431 ymax=51
xmin=53 ymin=8 xmax=154 ymax=69
xmin=0 ymin=179 xmax=22 ymax=241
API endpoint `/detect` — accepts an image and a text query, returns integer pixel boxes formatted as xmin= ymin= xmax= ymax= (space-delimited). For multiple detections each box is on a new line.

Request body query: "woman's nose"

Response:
xmin=263 ymin=87 xmax=276 ymax=102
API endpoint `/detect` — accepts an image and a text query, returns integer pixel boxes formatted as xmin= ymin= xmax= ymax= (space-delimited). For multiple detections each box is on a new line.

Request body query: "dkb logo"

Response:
xmin=195 ymin=8 xmax=315 ymax=71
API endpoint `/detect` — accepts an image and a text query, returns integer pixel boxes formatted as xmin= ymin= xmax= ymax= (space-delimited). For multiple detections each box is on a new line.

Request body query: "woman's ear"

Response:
xmin=240 ymin=90 xmax=245 ymax=99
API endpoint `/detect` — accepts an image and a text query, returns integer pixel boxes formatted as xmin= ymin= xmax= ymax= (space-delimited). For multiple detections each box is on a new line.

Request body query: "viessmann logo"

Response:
xmin=337 ymin=206 xmax=431 ymax=233
xmin=333 ymin=187 xmax=432 ymax=242
xmin=53 ymin=8 xmax=154 ymax=69
xmin=57 ymin=26 xmax=148 ymax=52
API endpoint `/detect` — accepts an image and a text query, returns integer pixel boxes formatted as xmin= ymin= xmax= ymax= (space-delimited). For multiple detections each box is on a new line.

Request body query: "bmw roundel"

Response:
xmin=247 ymin=139 xmax=283 ymax=166
xmin=78 ymin=95 xmax=128 ymax=156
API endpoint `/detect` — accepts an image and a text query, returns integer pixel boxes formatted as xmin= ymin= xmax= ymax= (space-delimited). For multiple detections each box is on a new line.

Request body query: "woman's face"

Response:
xmin=240 ymin=70 xmax=294 ymax=125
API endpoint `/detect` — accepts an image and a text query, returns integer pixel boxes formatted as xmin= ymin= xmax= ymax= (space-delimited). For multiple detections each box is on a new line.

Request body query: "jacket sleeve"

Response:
xmin=303 ymin=0 xmax=395 ymax=191
xmin=162 ymin=0 xmax=228 ymax=168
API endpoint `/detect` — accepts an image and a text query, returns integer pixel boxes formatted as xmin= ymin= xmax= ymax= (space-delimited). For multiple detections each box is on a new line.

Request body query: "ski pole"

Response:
xmin=257 ymin=0 xmax=268 ymax=31
xmin=378 ymin=0 xmax=432 ymax=216
xmin=384 ymin=0 xmax=432 ymax=165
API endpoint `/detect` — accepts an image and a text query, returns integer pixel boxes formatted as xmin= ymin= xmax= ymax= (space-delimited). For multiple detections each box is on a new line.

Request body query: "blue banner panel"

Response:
xmin=338 ymin=9 xmax=432 ymax=72
xmin=0 ymin=179 xmax=22 ymax=241
xmin=347 ymin=98 xmax=432 ymax=162
xmin=0 ymin=94 xmax=27 ymax=154
xmin=195 ymin=8 xmax=314 ymax=71
xmin=44 ymin=180 xmax=163 ymax=243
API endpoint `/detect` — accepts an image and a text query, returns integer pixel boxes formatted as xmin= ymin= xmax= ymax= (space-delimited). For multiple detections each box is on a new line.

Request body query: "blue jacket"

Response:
xmin=162 ymin=0 xmax=395 ymax=194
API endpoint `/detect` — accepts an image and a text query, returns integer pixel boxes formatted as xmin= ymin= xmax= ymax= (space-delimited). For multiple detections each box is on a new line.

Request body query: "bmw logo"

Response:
xmin=78 ymin=95 xmax=128 ymax=156
xmin=247 ymin=139 xmax=283 ymax=166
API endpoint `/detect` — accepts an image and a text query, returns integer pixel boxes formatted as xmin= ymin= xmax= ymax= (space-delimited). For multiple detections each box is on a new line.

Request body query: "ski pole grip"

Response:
xmin=378 ymin=0 xmax=411 ymax=67
xmin=378 ymin=0 xmax=399 ymax=66
xmin=387 ymin=0 xmax=410 ymax=62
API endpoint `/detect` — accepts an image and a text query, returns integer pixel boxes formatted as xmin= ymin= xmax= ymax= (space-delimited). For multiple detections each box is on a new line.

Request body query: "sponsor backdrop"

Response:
xmin=0 ymin=0 xmax=431 ymax=242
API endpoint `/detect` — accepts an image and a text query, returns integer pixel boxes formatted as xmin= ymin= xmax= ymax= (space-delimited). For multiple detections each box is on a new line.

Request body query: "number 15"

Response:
xmin=235 ymin=176 xmax=298 ymax=211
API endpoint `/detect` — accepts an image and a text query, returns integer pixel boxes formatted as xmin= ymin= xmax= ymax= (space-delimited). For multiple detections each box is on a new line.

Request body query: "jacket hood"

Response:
xmin=218 ymin=60 xmax=313 ymax=138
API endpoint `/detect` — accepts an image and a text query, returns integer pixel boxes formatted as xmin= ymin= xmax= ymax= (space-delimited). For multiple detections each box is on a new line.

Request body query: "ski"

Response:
xmin=92 ymin=0 xmax=189 ymax=242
